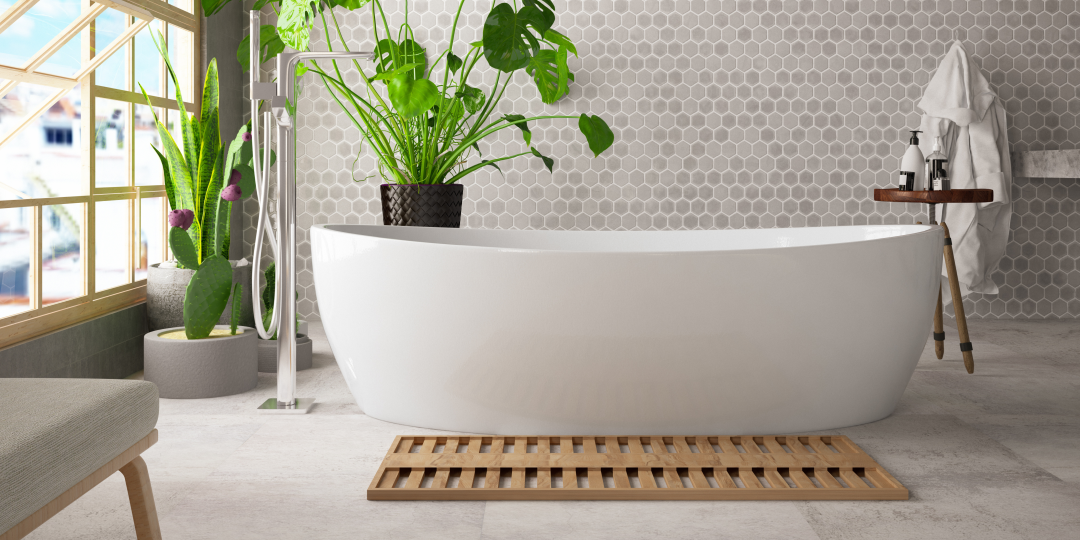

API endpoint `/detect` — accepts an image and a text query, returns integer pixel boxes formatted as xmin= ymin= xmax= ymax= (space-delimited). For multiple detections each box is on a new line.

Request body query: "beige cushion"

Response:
xmin=0 ymin=379 xmax=158 ymax=533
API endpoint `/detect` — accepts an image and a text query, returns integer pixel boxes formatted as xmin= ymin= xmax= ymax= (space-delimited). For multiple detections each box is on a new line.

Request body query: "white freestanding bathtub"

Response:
xmin=312 ymin=224 xmax=943 ymax=435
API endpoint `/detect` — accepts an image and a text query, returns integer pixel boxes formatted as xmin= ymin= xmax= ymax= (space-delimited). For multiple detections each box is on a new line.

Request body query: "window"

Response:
xmin=0 ymin=0 xmax=199 ymax=348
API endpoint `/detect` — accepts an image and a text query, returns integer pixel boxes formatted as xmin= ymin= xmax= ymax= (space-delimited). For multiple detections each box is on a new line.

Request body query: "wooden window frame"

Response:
xmin=0 ymin=0 xmax=201 ymax=349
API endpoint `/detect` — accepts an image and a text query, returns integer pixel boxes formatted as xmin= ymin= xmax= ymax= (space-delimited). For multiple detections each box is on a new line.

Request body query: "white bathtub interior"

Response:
xmin=324 ymin=223 xmax=935 ymax=252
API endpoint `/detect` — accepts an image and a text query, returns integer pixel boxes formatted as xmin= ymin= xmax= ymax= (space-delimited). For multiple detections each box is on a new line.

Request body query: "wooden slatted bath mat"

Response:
xmin=368 ymin=435 xmax=907 ymax=501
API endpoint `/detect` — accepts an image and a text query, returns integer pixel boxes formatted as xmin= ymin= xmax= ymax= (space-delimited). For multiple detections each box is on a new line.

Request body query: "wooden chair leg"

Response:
xmin=941 ymin=223 xmax=975 ymax=374
xmin=933 ymin=284 xmax=945 ymax=359
xmin=119 ymin=456 xmax=162 ymax=540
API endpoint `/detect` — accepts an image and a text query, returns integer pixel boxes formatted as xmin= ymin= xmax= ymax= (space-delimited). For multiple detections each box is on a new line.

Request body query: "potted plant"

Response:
xmin=254 ymin=263 xmax=313 ymax=373
xmin=232 ymin=0 xmax=614 ymax=226
xmin=141 ymin=32 xmax=258 ymax=329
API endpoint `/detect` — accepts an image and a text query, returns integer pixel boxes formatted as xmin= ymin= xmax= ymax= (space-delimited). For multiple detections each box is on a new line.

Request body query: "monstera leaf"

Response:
xmin=277 ymin=0 xmax=316 ymax=51
xmin=373 ymin=39 xmax=426 ymax=83
xmin=238 ymin=25 xmax=285 ymax=72
xmin=387 ymin=75 xmax=439 ymax=118
xmin=483 ymin=3 xmax=545 ymax=72
xmin=526 ymin=48 xmax=572 ymax=104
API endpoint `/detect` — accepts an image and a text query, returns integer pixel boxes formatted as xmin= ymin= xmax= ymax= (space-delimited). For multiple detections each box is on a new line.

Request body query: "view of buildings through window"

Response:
xmin=0 ymin=0 xmax=195 ymax=332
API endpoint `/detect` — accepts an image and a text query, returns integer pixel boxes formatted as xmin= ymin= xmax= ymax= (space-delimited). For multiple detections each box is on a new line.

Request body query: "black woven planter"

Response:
xmin=380 ymin=183 xmax=463 ymax=228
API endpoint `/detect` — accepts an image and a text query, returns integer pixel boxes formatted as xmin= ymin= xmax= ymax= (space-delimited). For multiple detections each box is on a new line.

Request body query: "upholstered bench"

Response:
xmin=0 ymin=379 xmax=161 ymax=539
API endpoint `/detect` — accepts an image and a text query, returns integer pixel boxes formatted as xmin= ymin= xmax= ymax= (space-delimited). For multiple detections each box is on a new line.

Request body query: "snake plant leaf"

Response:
xmin=151 ymin=30 xmax=198 ymax=180
xmin=169 ymin=227 xmax=200 ymax=270
xmin=277 ymin=0 xmax=317 ymax=51
xmin=199 ymin=149 xmax=226 ymax=259
xmin=530 ymin=146 xmax=554 ymax=173
xmin=140 ymin=86 xmax=194 ymax=212
xmin=525 ymin=48 xmax=572 ymax=104
xmin=201 ymin=59 xmax=219 ymax=128
xmin=238 ymin=25 xmax=286 ymax=72
xmin=387 ymin=74 xmax=439 ymax=118
xmin=502 ymin=114 xmax=532 ymax=145
xmin=446 ymin=51 xmax=462 ymax=74
xmin=213 ymin=176 xmax=232 ymax=258
xmin=230 ymin=282 xmax=242 ymax=335
xmin=482 ymin=3 xmax=542 ymax=72
xmin=373 ymin=39 xmax=426 ymax=83
xmin=195 ymin=108 xmax=221 ymax=225
xmin=457 ymin=85 xmax=485 ymax=114
xmin=183 ymin=255 xmax=233 ymax=339
xmin=151 ymin=146 xmax=177 ymax=211
xmin=578 ymin=113 xmax=615 ymax=157
xmin=542 ymin=28 xmax=578 ymax=57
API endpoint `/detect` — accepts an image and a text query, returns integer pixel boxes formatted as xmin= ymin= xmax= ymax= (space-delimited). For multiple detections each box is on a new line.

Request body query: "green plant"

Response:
xmin=230 ymin=0 xmax=614 ymax=184
xmin=140 ymin=31 xmax=258 ymax=339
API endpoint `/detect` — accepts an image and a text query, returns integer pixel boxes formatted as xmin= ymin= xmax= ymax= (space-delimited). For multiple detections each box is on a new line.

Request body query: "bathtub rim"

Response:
xmin=312 ymin=223 xmax=942 ymax=256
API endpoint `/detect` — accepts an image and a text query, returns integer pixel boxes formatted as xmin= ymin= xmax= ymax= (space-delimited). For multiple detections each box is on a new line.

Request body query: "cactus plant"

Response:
xmin=138 ymin=35 xmax=259 ymax=339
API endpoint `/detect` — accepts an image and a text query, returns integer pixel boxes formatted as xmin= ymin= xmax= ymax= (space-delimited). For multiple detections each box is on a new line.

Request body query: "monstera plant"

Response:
xmin=223 ymin=0 xmax=615 ymax=226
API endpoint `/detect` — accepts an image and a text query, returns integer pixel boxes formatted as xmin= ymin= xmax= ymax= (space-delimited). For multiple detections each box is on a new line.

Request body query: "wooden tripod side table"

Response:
xmin=873 ymin=188 xmax=994 ymax=374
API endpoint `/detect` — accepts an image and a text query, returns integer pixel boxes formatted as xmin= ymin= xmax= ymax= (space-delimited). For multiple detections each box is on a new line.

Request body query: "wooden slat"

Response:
xmin=713 ymin=468 xmax=739 ymax=489
xmin=563 ymin=467 xmax=577 ymax=489
xmin=688 ymin=469 xmax=711 ymax=489
xmin=587 ymin=469 xmax=603 ymax=490
xmin=788 ymin=469 xmax=815 ymax=489
xmin=716 ymin=437 xmax=739 ymax=454
xmin=368 ymin=435 xmax=908 ymax=501
xmin=765 ymin=469 xmax=789 ymax=489
xmin=613 ymin=469 xmax=631 ymax=489
xmin=695 ymin=437 xmax=716 ymax=454
xmin=840 ymin=469 xmax=866 ymax=489
xmin=538 ymin=469 xmax=551 ymax=489
xmin=638 ymin=468 xmax=657 ymax=489
xmin=738 ymin=468 xmax=763 ymax=489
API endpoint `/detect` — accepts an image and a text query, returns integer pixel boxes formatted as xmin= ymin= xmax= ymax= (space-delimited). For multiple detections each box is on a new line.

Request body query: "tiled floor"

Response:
xmin=25 ymin=320 xmax=1080 ymax=539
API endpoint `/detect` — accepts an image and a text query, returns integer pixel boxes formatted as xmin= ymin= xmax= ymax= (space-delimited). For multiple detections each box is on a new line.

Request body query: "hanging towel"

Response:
xmin=917 ymin=40 xmax=1012 ymax=296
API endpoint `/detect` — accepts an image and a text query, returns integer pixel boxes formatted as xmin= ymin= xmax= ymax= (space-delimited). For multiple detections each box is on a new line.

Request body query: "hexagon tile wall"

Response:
xmin=242 ymin=0 xmax=1080 ymax=321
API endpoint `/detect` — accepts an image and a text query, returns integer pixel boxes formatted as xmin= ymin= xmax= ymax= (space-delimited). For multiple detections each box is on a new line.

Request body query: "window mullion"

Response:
xmin=82 ymin=0 xmax=95 ymax=298
xmin=30 ymin=206 xmax=42 ymax=310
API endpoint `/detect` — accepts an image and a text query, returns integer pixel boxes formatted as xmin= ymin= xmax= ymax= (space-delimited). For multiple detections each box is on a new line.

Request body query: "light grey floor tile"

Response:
xmin=481 ymin=500 xmax=820 ymax=540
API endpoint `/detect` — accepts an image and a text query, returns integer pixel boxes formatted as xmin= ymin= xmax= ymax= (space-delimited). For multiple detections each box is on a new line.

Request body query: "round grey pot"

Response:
xmin=257 ymin=334 xmax=312 ymax=373
xmin=144 ymin=326 xmax=258 ymax=399
xmin=146 ymin=262 xmax=255 ymax=331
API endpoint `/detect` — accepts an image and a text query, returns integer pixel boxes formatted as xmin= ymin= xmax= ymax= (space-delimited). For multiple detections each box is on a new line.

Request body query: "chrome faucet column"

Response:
xmin=249 ymin=11 xmax=372 ymax=413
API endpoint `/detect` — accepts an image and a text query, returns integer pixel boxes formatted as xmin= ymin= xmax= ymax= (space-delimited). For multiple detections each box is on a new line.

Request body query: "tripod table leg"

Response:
xmin=941 ymin=223 xmax=975 ymax=374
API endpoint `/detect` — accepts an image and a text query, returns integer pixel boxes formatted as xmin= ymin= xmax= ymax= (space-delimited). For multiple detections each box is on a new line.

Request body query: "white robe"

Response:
xmin=918 ymin=40 xmax=1012 ymax=296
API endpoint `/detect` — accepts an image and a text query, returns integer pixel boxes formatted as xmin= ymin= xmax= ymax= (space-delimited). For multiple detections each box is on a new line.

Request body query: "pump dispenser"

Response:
xmin=900 ymin=130 xmax=924 ymax=191
xmin=925 ymin=136 xmax=948 ymax=191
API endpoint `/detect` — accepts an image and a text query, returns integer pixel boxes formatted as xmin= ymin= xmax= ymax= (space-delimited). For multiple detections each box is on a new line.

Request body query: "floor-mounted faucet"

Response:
xmin=248 ymin=11 xmax=374 ymax=413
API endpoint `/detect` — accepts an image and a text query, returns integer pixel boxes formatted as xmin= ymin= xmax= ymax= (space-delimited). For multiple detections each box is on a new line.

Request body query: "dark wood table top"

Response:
xmin=873 ymin=188 xmax=994 ymax=204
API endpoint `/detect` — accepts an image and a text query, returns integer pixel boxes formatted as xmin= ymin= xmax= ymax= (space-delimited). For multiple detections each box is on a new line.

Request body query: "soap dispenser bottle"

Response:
xmin=900 ymin=130 xmax=923 ymax=191
xmin=925 ymin=136 xmax=948 ymax=191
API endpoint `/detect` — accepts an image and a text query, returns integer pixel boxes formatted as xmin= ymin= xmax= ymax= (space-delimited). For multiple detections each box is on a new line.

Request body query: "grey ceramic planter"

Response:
xmin=144 ymin=326 xmax=258 ymax=399
xmin=257 ymin=334 xmax=312 ymax=373
xmin=146 ymin=261 xmax=255 ymax=331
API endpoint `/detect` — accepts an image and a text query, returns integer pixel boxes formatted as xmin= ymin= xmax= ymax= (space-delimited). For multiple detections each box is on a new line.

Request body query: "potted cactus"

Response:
xmin=141 ymin=31 xmax=257 ymax=331
xmin=142 ymin=112 xmax=258 ymax=399
xmin=140 ymin=43 xmax=259 ymax=398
